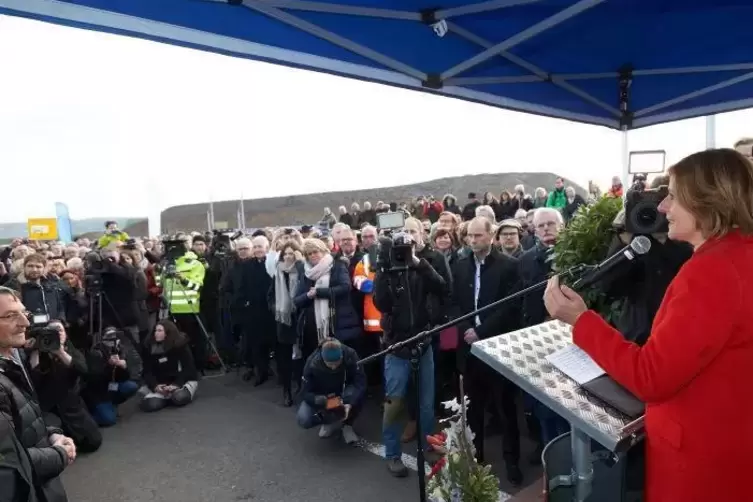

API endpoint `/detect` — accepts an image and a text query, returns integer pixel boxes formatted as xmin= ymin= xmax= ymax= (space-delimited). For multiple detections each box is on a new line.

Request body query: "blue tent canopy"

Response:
xmin=2 ymin=0 xmax=753 ymax=130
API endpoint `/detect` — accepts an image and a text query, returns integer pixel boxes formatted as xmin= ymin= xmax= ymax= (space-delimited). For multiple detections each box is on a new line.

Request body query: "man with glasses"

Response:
xmin=496 ymin=219 xmax=524 ymax=258
xmin=0 ymin=287 xmax=73 ymax=502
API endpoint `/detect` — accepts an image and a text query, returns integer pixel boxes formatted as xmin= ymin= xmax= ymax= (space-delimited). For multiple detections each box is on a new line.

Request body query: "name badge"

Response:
xmin=158 ymin=357 xmax=168 ymax=364
xmin=108 ymin=382 xmax=119 ymax=392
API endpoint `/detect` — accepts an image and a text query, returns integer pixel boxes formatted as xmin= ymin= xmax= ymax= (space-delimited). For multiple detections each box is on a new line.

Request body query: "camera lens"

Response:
xmin=636 ymin=207 xmax=657 ymax=226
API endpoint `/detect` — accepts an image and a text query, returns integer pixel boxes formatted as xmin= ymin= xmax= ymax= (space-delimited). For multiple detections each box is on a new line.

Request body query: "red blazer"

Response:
xmin=573 ymin=231 xmax=753 ymax=502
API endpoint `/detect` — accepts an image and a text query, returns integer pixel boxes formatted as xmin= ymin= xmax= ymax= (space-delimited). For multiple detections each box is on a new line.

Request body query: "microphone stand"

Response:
xmin=358 ymin=263 xmax=592 ymax=502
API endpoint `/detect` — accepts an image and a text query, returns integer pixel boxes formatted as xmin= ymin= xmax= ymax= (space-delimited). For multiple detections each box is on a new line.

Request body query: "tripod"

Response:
xmin=358 ymin=262 xmax=593 ymax=502
xmin=161 ymin=268 xmax=227 ymax=374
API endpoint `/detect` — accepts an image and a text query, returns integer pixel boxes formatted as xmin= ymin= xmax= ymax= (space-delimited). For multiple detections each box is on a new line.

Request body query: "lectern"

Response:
xmin=471 ymin=321 xmax=644 ymax=502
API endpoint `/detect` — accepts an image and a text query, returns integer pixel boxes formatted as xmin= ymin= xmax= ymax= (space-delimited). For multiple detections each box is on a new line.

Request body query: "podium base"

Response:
xmin=542 ymin=431 xmax=643 ymax=502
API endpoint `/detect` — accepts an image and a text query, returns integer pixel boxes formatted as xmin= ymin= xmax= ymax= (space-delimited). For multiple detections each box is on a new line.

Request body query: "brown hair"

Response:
xmin=23 ymin=254 xmax=46 ymax=267
xmin=148 ymin=319 xmax=187 ymax=351
xmin=432 ymin=227 xmax=459 ymax=249
xmin=669 ymin=148 xmax=753 ymax=238
xmin=279 ymin=240 xmax=302 ymax=260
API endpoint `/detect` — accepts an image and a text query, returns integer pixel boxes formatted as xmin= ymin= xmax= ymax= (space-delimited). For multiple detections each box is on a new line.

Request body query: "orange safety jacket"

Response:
xmin=352 ymin=254 xmax=382 ymax=333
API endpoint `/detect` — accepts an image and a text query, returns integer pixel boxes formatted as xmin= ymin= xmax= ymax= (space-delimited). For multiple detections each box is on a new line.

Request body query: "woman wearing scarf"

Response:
xmin=293 ymin=239 xmax=361 ymax=364
xmin=269 ymin=241 xmax=305 ymax=407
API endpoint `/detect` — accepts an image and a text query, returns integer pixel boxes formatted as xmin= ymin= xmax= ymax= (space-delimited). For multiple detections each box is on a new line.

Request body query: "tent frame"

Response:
xmin=3 ymin=0 xmax=751 ymax=133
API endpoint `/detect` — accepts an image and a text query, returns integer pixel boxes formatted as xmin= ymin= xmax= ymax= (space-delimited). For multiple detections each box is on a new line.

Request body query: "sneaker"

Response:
xmin=342 ymin=425 xmax=359 ymax=445
xmin=386 ymin=458 xmax=409 ymax=478
xmin=318 ymin=422 xmax=341 ymax=438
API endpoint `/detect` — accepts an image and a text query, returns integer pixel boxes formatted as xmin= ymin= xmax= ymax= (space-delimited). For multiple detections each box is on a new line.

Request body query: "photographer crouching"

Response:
xmin=83 ymin=327 xmax=142 ymax=427
xmin=373 ymin=230 xmax=447 ymax=477
xmin=297 ymin=338 xmax=365 ymax=445
xmin=27 ymin=321 xmax=102 ymax=453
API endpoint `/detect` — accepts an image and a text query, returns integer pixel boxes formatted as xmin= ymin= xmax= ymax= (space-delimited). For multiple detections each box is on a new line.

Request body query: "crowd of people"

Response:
xmin=2 ymin=142 xmax=752 ymax=502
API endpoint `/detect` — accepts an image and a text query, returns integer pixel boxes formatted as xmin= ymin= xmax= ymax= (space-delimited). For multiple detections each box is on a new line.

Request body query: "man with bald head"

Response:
xmin=451 ymin=217 xmax=523 ymax=486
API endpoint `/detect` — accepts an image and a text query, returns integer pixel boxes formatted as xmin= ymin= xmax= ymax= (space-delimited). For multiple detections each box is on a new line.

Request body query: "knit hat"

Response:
xmin=321 ymin=339 xmax=343 ymax=364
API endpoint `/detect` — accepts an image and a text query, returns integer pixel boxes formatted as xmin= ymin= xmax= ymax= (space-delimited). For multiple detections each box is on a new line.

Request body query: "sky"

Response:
xmin=1 ymin=15 xmax=752 ymax=229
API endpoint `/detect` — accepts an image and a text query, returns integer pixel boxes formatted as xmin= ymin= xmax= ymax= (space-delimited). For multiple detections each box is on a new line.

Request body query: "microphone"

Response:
xmin=572 ymin=235 xmax=651 ymax=290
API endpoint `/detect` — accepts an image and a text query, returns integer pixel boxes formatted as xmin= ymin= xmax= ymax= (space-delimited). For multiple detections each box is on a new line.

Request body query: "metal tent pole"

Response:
xmin=705 ymin=115 xmax=717 ymax=149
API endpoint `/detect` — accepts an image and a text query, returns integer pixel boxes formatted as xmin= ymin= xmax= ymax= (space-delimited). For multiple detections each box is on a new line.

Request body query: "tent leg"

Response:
xmin=621 ymin=128 xmax=630 ymax=187
xmin=705 ymin=115 xmax=716 ymax=149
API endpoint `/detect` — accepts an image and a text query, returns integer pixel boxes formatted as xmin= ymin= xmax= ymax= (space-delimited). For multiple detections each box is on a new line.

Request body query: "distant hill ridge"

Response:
xmin=0 ymin=217 xmax=148 ymax=242
xmin=161 ymin=172 xmax=585 ymax=233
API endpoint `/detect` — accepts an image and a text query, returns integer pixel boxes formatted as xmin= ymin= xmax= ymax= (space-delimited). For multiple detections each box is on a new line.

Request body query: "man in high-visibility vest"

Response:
xmin=156 ymin=244 xmax=207 ymax=370
xmin=352 ymin=244 xmax=382 ymax=388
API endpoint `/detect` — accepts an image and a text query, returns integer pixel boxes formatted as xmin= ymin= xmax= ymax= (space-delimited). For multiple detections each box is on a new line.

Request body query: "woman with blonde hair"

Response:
xmin=545 ymin=148 xmax=753 ymax=502
xmin=293 ymin=239 xmax=360 ymax=361
xmin=269 ymin=240 xmax=305 ymax=406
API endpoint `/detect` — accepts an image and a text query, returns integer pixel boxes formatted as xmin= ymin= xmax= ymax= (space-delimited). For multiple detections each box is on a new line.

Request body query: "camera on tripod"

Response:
xmin=377 ymin=232 xmax=415 ymax=272
xmin=210 ymin=229 xmax=243 ymax=256
xmin=625 ymin=185 xmax=669 ymax=235
xmin=27 ymin=313 xmax=61 ymax=353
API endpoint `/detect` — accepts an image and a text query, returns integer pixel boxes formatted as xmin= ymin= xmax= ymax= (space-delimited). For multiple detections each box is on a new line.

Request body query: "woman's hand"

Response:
xmin=306 ymin=287 xmax=316 ymax=299
xmin=544 ymin=275 xmax=588 ymax=326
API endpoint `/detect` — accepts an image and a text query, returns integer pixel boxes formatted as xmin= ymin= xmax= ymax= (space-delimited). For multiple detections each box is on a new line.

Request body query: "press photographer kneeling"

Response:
xmin=297 ymin=338 xmax=365 ymax=445
xmin=141 ymin=320 xmax=198 ymax=412
xmin=83 ymin=327 xmax=142 ymax=426
xmin=27 ymin=320 xmax=102 ymax=453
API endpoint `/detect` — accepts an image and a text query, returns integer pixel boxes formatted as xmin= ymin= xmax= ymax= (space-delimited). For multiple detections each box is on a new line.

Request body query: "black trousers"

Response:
xmin=343 ymin=333 xmax=382 ymax=388
xmin=44 ymin=390 xmax=102 ymax=454
xmin=466 ymin=356 xmax=521 ymax=465
xmin=275 ymin=342 xmax=293 ymax=392
xmin=240 ymin=317 xmax=273 ymax=376
xmin=174 ymin=313 xmax=208 ymax=372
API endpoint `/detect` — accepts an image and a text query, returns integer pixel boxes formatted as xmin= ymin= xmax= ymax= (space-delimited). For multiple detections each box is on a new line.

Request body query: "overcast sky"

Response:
xmin=1 ymin=15 xmax=751 ymax=226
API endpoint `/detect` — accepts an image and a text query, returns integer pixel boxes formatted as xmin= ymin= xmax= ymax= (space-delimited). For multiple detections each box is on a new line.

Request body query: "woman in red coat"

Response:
xmin=544 ymin=148 xmax=753 ymax=502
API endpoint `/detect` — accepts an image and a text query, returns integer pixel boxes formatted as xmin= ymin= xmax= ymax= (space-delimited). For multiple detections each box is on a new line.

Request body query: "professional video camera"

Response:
xmin=625 ymin=185 xmax=669 ymax=235
xmin=26 ymin=313 xmax=61 ymax=353
xmin=83 ymin=251 xmax=105 ymax=292
xmin=159 ymin=239 xmax=188 ymax=276
xmin=210 ymin=229 xmax=243 ymax=256
xmin=377 ymin=232 xmax=415 ymax=272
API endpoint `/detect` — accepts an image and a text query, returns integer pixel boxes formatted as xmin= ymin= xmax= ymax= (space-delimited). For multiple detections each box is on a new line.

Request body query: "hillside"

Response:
xmin=161 ymin=172 xmax=585 ymax=233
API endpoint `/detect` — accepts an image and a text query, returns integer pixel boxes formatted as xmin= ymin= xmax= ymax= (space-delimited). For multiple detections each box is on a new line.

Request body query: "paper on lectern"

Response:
xmin=546 ymin=344 xmax=606 ymax=385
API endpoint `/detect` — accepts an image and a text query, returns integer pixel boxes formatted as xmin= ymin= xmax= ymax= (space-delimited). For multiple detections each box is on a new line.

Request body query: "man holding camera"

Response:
xmin=0 ymin=287 xmax=72 ymax=502
xmin=372 ymin=228 xmax=447 ymax=477
xmin=297 ymin=338 xmax=366 ymax=445
xmin=28 ymin=321 xmax=102 ymax=454
xmin=96 ymin=220 xmax=130 ymax=249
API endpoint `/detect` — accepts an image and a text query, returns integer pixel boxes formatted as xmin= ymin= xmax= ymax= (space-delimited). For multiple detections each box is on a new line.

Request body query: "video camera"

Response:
xmin=625 ymin=185 xmax=669 ymax=235
xmin=82 ymin=251 xmax=106 ymax=292
xmin=210 ymin=229 xmax=243 ymax=256
xmin=26 ymin=313 xmax=61 ymax=353
xmin=377 ymin=232 xmax=414 ymax=272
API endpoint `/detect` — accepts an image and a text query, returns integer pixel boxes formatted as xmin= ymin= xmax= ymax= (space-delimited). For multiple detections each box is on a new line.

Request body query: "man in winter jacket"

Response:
xmin=0 ymin=287 xmax=73 ymax=502
xmin=545 ymin=177 xmax=567 ymax=210
xmin=297 ymin=339 xmax=366 ymax=446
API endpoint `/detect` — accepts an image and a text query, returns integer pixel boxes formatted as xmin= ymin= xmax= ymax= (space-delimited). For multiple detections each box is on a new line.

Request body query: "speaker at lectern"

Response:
xmin=471 ymin=320 xmax=645 ymax=502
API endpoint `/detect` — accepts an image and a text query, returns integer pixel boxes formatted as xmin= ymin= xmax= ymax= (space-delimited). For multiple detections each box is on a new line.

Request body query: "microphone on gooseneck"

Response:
xmin=572 ymin=236 xmax=652 ymax=290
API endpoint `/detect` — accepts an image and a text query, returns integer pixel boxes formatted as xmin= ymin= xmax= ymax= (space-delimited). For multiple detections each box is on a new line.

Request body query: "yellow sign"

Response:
xmin=27 ymin=218 xmax=58 ymax=240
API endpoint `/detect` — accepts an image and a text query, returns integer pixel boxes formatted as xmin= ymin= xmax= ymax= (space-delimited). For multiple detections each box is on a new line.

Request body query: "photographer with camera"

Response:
xmin=0 ymin=287 xmax=72 ymax=502
xmin=600 ymin=174 xmax=692 ymax=346
xmin=372 ymin=226 xmax=447 ymax=477
xmin=297 ymin=338 xmax=365 ymax=445
xmin=4 ymin=254 xmax=66 ymax=327
xmin=83 ymin=327 xmax=142 ymax=427
xmin=27 ymin=321 xmax=102 ymax=453
xmin=96 ymin=220 xmax=130 ymax=250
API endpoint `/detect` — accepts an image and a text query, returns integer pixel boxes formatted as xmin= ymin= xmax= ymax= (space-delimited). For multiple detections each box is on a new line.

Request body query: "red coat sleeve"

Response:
xmin=572 ymin=255 xmax=742 ymax=403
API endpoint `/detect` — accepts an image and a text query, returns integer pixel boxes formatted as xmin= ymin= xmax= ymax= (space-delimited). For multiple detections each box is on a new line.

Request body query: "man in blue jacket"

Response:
xmin=297 ymin=338 xmax=366 ymax=445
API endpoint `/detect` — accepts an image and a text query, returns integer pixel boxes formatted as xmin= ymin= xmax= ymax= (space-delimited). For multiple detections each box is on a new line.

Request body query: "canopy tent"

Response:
xmin=2 ymin=0 xmax=751 ymax=235
xmin=2 ymin=0 xmax=753 ymax=131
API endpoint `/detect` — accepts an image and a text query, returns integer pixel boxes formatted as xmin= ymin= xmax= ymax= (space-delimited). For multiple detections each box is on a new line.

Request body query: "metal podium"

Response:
xmin=471 ymin=321 xmax=645 ymax=502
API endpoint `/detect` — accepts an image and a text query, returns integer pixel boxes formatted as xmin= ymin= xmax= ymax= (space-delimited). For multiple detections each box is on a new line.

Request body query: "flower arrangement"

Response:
xmin=426 ymin=376 xmax=501 ymax=502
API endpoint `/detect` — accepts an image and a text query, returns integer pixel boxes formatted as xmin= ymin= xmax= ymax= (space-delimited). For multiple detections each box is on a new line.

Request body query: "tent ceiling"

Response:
xmin=2 ymin=0 xmax=753 ymax=129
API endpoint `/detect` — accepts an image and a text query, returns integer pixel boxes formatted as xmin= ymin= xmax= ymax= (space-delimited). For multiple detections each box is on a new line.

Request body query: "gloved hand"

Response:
xmin=314 ymin=395 xmax=328 ymax=408
xmin=179 ymin=276 xmax=190 ymax=287
xmin=360 ymin=279 xmax=374 ymax=294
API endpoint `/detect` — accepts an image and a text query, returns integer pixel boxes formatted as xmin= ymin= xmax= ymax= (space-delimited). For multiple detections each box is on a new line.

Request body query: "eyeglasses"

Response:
xmin=0 ymin=311 xmax=29 ymax=322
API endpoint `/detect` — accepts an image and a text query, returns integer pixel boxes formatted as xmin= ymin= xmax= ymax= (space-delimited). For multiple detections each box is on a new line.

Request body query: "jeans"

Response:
xmin=534 ymin=400 xmax=570 ymax=445
xmin=90 ymin=380 xmax=139 ymax=426
xmin=383 ymin=348 xmax=434 ymax=460
xmin=296 ymin=400 xmax=361 ymax=429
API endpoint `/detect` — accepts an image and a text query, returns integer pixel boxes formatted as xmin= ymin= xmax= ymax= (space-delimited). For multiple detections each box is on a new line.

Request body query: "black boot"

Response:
xmin=282 ymin=387 xmax=293 ymax=407
xmin=242 ymin=368 xmax=254 ymax=382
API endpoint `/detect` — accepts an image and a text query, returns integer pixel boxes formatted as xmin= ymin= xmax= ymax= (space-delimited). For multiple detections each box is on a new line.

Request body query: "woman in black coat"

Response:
xmin=140 ymin=320 xmax=198 ymax=413
xmin=268 ymin=241 xmax=305 ymax=407
xmin=293 ymin=239 xmax=361 ymax=363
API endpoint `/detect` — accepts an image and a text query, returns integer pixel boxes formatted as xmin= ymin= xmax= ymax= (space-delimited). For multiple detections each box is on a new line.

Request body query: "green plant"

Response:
xmin=551 ymin=196 xmax=624 ymax=322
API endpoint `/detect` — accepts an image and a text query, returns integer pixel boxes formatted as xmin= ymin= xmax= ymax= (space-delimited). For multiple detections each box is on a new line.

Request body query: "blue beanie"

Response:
xmin=321 ymin=344 xmax=343 ymax=363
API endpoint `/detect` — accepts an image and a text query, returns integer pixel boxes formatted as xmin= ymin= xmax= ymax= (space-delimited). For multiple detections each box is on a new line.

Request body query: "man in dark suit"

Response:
xmin=452 ymin=217 xmax=523 ymax=486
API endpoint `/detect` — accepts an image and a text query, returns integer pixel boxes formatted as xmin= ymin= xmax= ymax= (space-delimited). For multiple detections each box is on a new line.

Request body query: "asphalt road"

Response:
xmin=61 ymin=372 xmax=541 ymax=502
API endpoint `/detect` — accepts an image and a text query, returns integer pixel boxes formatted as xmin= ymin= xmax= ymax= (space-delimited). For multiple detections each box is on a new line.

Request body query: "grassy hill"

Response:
xmin=161 ymin=172 xmax=585 ymax=233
